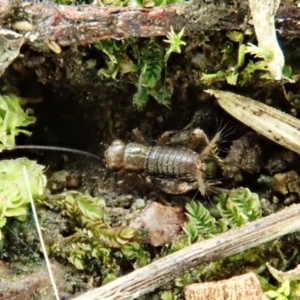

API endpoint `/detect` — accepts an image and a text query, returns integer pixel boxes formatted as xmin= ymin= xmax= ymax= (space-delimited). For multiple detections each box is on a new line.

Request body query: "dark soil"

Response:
xmin=1 ymin=33 xmax=300 ymax=299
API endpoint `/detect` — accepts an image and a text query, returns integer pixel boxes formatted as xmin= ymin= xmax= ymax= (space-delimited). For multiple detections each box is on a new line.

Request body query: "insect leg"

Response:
xmin=158 ymin=128 xmax=209 ymax=150
xmin=146 ymin=176 xmax=198 ymax=194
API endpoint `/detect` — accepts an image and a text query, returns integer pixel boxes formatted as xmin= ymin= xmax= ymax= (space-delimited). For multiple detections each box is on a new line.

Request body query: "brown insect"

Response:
xmin=6 ymin=118 xmax=221 ymax=195
xmin=104 ymin=128 xmax=220 ymax=195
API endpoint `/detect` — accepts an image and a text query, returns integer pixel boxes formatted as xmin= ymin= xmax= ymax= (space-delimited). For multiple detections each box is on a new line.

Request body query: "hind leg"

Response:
xmin=157 ymin=128 xmax=209 ymax=150
xmin=145 ymin=176 xmax=198 ymax=194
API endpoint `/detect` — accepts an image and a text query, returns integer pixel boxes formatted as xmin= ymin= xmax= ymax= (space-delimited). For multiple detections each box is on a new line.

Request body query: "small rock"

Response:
xmin=130 ymin=202 xmax=185 ymax=247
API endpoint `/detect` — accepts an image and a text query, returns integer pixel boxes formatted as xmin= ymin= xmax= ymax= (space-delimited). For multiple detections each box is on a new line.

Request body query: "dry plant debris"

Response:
xmin=0 ymin=29 xmax=23 ymax=77
xmin=249 ymin=0 xmax=284 ymax=79
xmin=267 ymin=263 xmax=300 ymax=283
xmin=184 ymin=272 xmax=266 ymax=300
xmin=207 ymin=90 xmax=300 ymax=156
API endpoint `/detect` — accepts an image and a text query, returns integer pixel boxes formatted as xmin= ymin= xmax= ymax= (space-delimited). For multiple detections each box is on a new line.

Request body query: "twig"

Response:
xmin=249 ymin=0 xmax=284 ymax=79
xmin=72 ymin=203 xmax=300 ymax=300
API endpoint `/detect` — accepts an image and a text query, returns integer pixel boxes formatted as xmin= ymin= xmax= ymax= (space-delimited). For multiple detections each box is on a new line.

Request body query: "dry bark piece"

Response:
xmin=0 ymin=28 xmax=24 ymax=77
xmin=184 ymin=272 xmax=266 ymax=300
xmin=130 ymin=201 xmax=185 ymax=246
xmin=0 ymin=1 xmax=299 ymax=49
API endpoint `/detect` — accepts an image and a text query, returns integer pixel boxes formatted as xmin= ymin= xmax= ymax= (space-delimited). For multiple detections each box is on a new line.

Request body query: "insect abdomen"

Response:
xmin=146 ymin=146 xmax=199 ymax=178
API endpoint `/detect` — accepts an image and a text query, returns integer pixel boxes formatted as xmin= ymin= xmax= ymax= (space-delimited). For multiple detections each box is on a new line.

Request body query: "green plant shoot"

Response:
xmin=163 ymin=27 xmax=186 ymax=62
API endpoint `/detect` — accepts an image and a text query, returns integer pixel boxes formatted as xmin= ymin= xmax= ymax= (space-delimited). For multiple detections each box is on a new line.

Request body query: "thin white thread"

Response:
xmin=23 ymin=166 xmax=60 ymax=300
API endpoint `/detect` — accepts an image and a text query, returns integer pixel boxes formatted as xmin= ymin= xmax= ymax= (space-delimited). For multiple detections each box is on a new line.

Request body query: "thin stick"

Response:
xmin=73 ymin=203 xmax=300 ymax=300
xmin=23 ymin=166 xmax=60 ymax=300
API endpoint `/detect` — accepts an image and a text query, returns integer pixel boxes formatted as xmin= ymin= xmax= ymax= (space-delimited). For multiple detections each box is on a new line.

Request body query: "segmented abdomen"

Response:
xmin=145 ymin=146 xmax=199 ymax=178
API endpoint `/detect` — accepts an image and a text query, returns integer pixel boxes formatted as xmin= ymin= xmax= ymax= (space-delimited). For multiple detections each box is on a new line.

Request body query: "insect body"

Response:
xmin=6 ymin=126 xmax=219 ymax=195
xmin=105 ymin=129 xmax=219 ymax=195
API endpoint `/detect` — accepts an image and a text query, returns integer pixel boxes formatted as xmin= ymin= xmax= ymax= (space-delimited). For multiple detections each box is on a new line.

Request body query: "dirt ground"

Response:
xmin=2 ymin=32 xmax=300 ymax=299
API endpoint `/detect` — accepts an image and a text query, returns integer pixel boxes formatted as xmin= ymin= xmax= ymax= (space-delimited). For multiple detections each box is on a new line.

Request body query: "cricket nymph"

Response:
xmin=104 ymin=128 xmax=219 ymax=195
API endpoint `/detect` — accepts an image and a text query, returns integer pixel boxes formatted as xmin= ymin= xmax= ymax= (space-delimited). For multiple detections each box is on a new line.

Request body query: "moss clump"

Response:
xmin=0 ymin=94 xmax=35 ymax=151
xmin=0 ymin=158 xmax=46 ymax=240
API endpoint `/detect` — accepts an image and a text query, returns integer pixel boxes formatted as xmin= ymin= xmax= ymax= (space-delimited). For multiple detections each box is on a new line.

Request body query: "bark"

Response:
xmin=0 ymin=28 xmax=23 ymax=76
xmin=0 ymin=0 xmax=299 ymax=49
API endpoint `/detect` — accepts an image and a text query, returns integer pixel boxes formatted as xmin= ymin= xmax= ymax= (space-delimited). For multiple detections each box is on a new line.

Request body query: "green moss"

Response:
xmin=38 ymin=191 xmax=142 ymax=274
xmin=182 ymin=188 xmax=261 ymax=244
xmin=0 ymin=158 xmax=46 ymax=241
xmin=0 ymin=94 xmax=35 ymax=151
xmin=94 ymin=27 xmax=186 ymax=107
xmin=200 ymin=31 xmax=291 ymax=85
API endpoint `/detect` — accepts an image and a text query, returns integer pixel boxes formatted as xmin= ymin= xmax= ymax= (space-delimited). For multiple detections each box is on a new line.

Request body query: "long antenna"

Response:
xmin=5 ymin=145 xmax=101 ymax=161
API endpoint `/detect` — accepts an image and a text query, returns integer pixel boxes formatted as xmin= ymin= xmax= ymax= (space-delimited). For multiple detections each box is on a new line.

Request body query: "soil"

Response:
xmin=1 ymin=32 xmax=300 ymax=299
